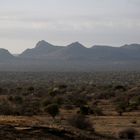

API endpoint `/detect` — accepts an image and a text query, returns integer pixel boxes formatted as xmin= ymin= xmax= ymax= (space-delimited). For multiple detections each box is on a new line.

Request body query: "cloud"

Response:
xmin=0 ymin=0 xmax=140 ymax=53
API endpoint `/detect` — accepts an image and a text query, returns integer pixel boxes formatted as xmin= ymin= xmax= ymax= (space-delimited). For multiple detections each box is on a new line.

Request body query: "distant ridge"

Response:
xmin=19 ymin=41 xmax=140 ymax=61
xmin=0 ymin=41 xmax=140 ymax=71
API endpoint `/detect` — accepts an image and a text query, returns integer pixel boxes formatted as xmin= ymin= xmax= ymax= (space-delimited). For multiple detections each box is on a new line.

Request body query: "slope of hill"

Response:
xmin=44 ymin=42 xmax=92 ymax=60
xmin=20 ymin=40 xmax=64 ymax=58
xmin=0 ymin=49 xmax=15 ymax=60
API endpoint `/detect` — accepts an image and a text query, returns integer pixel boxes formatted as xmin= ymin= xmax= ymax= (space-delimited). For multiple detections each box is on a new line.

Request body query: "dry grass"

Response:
xmin=90 ymin=100 xmax=140 ymax=137
xmin=91 ymin=115 xmax=140 ymax=137
xmin=0 ymin=99 xmax=139 ymax=139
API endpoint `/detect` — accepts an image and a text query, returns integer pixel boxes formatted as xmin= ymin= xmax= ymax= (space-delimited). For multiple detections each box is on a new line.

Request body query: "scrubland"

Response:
xmin=0 ymin=71 xmax=139 ymax=140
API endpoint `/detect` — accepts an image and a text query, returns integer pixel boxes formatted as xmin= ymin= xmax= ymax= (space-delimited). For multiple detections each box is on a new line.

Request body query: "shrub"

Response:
xmin=7 ymin=96 xmax=13 ymax=101
xmin=49 ymin=90 xmax=59 ymax=97
xmin=68 ymin=114 xmax=93 ymax=131
xmin=0 ymin=101 xmax=14 ymax=115
xmin=127 ymin=103 xmax=138 ymax=111
xmin=80 ymin=105 xmax=91 ymax=115
xmin=42 ymin=98 xmax=52 ymax=107
xmin=53 ymin=96 xmax=64 ymax=106
xmin=92 ymin=107 xmax=103 ymax=116
xmin=14 ymin=96 xmax=23 ymax=104
xmin=28 ymin=86 xmax=34 ymax=92
xmin=75 ymin=97 xmax=87 ymax=107
xmin=114 ymin=85 xmax=126 ymax=91
xmin=93 ymin=91 xmax=116 ymax=99
xmin=131 ymin=120 xmax=137 ymax=124
xmin=45 ymin=104 xmax=59 ymax=118
xmin=66 ymin=93 xmax=87 ymax=107
xmin=118 ymin=128 xmax=137 ymax=140
xmin=15 ymin=100 xmax=41 ymax=116
xmin=63 ymin=105 xmax=74 ymax=110
xmin=8 ymin=95 xmax=23 ymax=105
xmin=79 ymin=105 xmax=95 ymax=115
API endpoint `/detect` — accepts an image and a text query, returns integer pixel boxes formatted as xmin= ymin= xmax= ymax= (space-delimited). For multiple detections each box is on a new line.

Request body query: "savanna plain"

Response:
xmin=0 ymin=71 xmax=139 ymax=140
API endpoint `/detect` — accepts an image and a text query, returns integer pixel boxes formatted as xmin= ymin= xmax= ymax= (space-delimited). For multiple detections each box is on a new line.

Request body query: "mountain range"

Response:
xmin=0 ymin=40 xmax=140 ymax=71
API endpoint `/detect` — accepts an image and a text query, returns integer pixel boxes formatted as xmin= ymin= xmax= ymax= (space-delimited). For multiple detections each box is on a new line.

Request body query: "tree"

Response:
xmin=45 ymin=104 xmax=59 ymax=119
xmin=115 ymin=101 xmax=127 ymax=116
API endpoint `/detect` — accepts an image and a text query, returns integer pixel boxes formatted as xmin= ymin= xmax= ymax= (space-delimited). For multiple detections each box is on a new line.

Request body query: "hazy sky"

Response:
xmin=0 ymin=0 xmax=140 ymax=53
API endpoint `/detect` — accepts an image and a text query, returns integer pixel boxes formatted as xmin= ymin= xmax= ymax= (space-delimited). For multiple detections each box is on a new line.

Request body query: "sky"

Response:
xmin=0 ymin=0 xmax=140 ymax=53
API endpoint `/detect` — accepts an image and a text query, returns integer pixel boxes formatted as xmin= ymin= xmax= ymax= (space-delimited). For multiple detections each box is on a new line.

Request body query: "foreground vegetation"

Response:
xmin=0 ymin=71 xmax=139 ymax=139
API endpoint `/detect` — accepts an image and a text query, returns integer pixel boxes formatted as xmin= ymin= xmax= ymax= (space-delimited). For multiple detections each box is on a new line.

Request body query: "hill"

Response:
xmin=1 ymin=41 xmax=140 ymax=71
xmin=0 ymin=49 xmax=15 ymax=60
